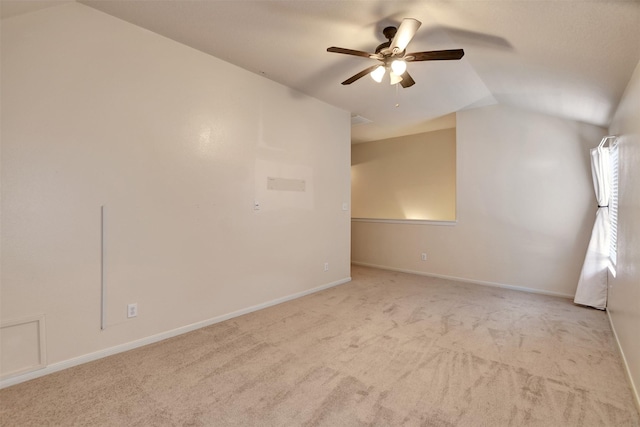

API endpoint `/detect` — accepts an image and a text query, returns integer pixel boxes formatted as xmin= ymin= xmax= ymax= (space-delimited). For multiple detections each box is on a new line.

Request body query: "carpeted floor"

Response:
xmin=1 ymin=265 xmax=638 ymax=426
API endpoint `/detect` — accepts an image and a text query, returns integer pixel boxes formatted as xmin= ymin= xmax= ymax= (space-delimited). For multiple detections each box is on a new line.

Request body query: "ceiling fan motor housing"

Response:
xmin=376 ymin=26 xmax=399 ymax=56
xmin=382 ymin=26 xmax=397 ymax=40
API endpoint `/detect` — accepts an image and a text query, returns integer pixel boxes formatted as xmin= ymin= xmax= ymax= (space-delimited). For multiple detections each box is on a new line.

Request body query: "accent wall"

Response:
xmin=351 ymin=128 xmax=456 ymax=221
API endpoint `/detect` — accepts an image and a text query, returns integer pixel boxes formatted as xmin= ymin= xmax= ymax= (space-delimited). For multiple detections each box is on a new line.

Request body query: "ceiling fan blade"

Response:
xmin=341 ymin=65 xmax=381 ymax=85
xmin=399 ymin=71 xmax=415 ymax=88
xmin=389 ymin=18 xmax=421 ymax=53
xmin=327 ymin=47 xmax=379 ymax=59
xmin=407 ymin=49 xmax=465 ymax=61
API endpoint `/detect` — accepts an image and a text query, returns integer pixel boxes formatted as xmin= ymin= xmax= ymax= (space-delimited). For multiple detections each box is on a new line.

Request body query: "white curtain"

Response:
xmin=574 ymin=147 xmax=611 ymax=309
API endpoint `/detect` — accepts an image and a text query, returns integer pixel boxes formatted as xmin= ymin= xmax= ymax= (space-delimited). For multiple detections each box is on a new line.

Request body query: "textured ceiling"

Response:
xmin=3 ymin=1 xmax=639 ymax=143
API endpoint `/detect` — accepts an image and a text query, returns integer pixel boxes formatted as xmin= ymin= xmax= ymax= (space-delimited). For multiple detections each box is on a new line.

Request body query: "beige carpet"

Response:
xmin=1 ymin=265 xmax=638 ymax=426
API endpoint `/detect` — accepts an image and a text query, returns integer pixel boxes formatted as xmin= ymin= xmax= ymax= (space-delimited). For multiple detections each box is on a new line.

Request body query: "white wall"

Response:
xmin=608 ymin=59 xmax=640 ymax=405
xmin=0 ymin=3 xmax=351 ymax=381
xmin=352 ymin=104 xmax=606 ymax=297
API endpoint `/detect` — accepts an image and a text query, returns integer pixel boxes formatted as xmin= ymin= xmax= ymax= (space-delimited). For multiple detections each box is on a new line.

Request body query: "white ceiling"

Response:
xmin=3 ymin=1 xmax=639 ymax=143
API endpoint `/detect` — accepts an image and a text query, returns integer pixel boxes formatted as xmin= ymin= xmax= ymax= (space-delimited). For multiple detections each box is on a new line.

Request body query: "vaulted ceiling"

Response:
xmin=3 ymin=1 xmax=639 ymax=143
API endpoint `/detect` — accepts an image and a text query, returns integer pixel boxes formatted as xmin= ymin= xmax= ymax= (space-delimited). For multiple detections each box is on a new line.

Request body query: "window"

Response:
xmin=608 ymin=142 xmax=619 ymax=271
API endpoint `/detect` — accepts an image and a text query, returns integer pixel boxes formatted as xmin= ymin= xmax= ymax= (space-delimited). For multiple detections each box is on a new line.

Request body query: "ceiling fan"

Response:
xmin=327 ymin=18 xmax=464 ymax=88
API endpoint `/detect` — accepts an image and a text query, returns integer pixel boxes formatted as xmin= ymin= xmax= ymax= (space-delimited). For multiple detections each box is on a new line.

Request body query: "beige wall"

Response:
xmin=608 ymin=59 xmax=640 ymax=405
xmin=352 ymin=104 xmax=605 ymax=297
xmin=352 ymin=128 xmax=456 ymax=221
xmin=0 ymin=3 xmax=351 ymax=381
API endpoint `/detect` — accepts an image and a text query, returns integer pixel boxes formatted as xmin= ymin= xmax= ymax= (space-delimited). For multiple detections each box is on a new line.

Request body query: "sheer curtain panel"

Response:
xmin=574 ymin=146 xmax=611 ymax=309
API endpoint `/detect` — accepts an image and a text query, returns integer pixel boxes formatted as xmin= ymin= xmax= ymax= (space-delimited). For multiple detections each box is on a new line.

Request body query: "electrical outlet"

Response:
xmin=342 ymin=202 xmax=349 ymax=211
xmin=421 ymin=253 xmax=427 ymax=261
xmin=324 ymin=262 xmax=329 ymax=272
xmin=127 ymin=303 xmax=138 ymax=318
xmin=254 ymin=201 xmax=260 ymax=211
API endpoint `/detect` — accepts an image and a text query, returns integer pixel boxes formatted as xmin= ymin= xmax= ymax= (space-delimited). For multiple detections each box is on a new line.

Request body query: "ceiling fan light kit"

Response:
xmin=389 ymin=71 xmax=404 ymax=85
xmin=327 ymin=18 xmax=464 ymax=89
xmin=391 ymin=59 xmax=407 ymax=75
xmin=371 ymin=65 xmax=385 ymax=83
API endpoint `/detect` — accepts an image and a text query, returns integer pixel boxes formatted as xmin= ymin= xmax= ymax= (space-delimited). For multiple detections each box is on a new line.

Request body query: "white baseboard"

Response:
xmin=351 ymin=261 xmax=575 ymax=299
xmin=0 ymin=276 xmax=351 ymax=389
xmin=606 ymin=308 xmax=640 ymax=414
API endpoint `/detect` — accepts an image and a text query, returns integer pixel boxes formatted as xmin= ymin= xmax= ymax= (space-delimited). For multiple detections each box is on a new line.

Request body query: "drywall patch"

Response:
xmin=254 ymin=159 xmax=314 ymax=211
xmin=0 ymin=315 xmax=47 ymax=379
xmin=267 ymin=177 xmax=306 ymax=192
